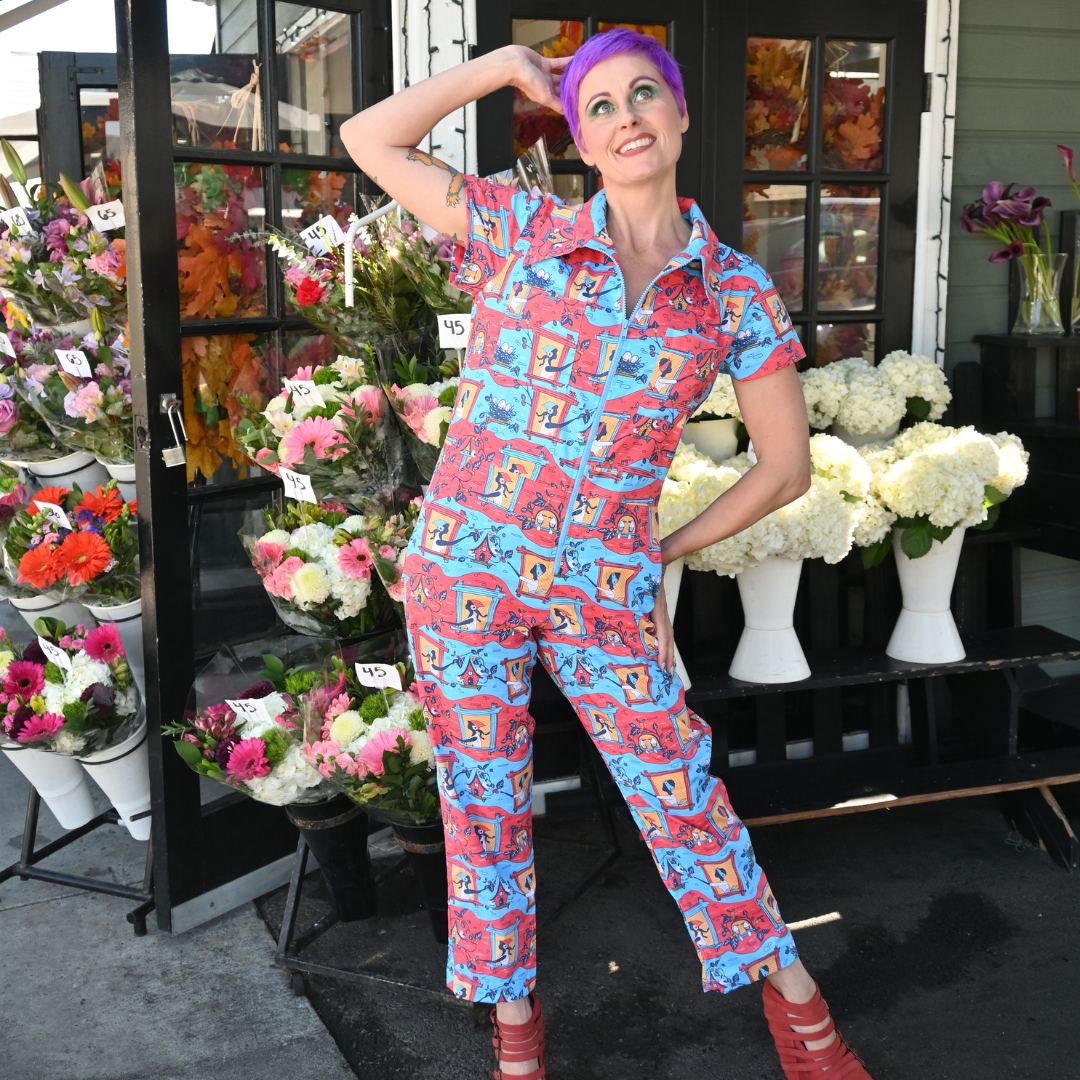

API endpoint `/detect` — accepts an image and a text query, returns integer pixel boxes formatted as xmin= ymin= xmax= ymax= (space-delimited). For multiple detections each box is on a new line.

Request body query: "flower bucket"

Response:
xmin=1 ymin=744 xmax=97 ymax=828
xmin=26 ymin=450 xmax=110 ymax=491
xmin=663 ymin=557 xmax=692 ymax=691
xmin=886 ymin=527 xmax=966 ymax=664
xmin=287 ymin=795 xmax=378 ymax=921
xmin=683 ymin=418 xmax=738 ymax=462
xmin=83 ymin=597 xmax=143 ymax=700
xmin=80 ymin=721 xmax=151 ymax=840
xmin=8 ymin=593 xmax=97 ymax=634
xmin=392 ymin=820 xmax=448 ymax=943
xmin=97 ymin=458 xmax=136 ymax=504
xmin=728 ymin=556 xmax=810 ymax=684
xmin=831 ymin=419 xmax=901 ymax=448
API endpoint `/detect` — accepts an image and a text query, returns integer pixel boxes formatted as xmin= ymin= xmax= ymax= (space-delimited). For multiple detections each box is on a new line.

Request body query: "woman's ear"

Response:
xmin=680 ymin=98 xmax=689 ymax=135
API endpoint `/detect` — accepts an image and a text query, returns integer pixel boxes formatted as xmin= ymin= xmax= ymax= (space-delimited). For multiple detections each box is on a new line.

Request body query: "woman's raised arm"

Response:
xmin=340 ymin=46 xmax=569 ymax=240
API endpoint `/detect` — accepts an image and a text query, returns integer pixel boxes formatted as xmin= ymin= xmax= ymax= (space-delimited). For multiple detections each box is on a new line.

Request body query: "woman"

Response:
xmin=342 ymin=29 xmax=872 ymax=1080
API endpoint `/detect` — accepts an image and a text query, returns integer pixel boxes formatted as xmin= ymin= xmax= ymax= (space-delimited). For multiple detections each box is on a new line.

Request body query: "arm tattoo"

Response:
xmin=406 ymin=147 xmax=466 ymax=207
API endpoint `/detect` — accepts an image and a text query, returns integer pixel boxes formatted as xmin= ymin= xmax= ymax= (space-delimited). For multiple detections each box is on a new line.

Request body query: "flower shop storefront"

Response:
xmin=2 ymin=0 xmax=1080 ymax=972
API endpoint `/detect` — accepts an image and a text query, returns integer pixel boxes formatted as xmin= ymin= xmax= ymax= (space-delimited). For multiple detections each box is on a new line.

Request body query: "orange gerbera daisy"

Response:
xmin=77 ymin=485 xmax=124 ymax=524
xmin=29 ymin=486 xmax=72 ymax=516
xmin=18 ymin=545 xmax=60 ymax=589
xmin=55 ymin=532 xmax=112 ymax=585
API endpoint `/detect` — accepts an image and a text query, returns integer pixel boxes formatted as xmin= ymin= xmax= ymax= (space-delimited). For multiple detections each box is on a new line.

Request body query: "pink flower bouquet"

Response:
xmin=382 ymin=377 xmax=458 ymax=482
xmin=349 ymin=496 xmax=423 ymax=616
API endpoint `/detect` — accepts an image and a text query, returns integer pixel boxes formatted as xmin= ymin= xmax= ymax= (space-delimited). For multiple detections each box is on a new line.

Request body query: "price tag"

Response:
xmin=0 ymin=206 xmax=32 ymax=232
xmin=86 ymin=199 xmax=125 ymax=232
xmin=34 ymin=501 xmax=72 ymax=531
xmin=283 ymin=379 xmax=324 ymax=408
xmin=56 ymin=349 xmax=93 ymax=378
xmin=299 ymin=214 xmax=345 ymax=256
xmin=38 ymin=637 xmax=71 ymax=671
xmin=0 ymin=333 xmax=15 ymax=359
xmin=225 ymin=698 xmax=271 ymax=725
xmin=438 ymin=313 xmax=472 ymax=349
xmin=279 ymin=467 xmax=317 ymax=505
xmin=355 ymin=662 xmax=402 ymax=691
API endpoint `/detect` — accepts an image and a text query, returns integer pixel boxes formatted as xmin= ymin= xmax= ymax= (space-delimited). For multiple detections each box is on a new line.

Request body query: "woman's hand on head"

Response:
xmin=504 ymin=46 xmax=569 ymax=113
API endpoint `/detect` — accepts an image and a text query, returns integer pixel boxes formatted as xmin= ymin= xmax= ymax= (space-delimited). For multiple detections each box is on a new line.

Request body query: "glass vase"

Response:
xmin=1013 ymin=252 xmax=1067 ymax=335
xmin=1072 ymin=233 xmax=1080 ymax=334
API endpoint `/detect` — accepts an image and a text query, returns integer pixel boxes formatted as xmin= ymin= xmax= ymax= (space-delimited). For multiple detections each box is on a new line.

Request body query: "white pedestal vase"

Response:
xmin=662 ymin=557 xmax=692 ymax=691
xmin=26 ymin=450 xmax=110 ymax=491
xmin=728 ymin=556 xmax=811 ymax=684
xmin=1 ymin=745 xmax=96 ymax=829
xmin=683 ymin=417 xmax=739 ymax=462
xmin=8 ymin=593 xmax=97 ymax=633
xmin=80 ymin=722 xmax=151 ymax=840
xmin=83 ymin=597 xmax=143 ymax=699
xmin=831 ymin=419 xmax=901 ymax=448
xmin=96 ymin=458 xmax=136 ymax=503
xmin=886 ymin=527 xmax=966 ymax=663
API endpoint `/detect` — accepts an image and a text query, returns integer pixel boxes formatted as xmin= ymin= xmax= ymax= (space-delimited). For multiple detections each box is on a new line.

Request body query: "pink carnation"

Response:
xmin=337 ymin=538 xmax=373 ymax=581
xmin=357 ymin=728 xmax=409 ymax=777
xmin=351 ymin=387 xmax=384 ymax=425
xmin=84 ymin=624 xmax=124 ymax=663
xmin=279 ymin=416 xmax=348 ymax=466
xmin=225 ymin=737 xmax=271 ymax=781
xmin=387 ymin=580 xmax=405 ymax=603
xmin=254 ymin=447 xmax=280 ymax=476
xmin=18 ymin=712 xmax=65 ymax=744
xmin=263 ymin=555 xmax=304 ymax=600
xmin=400 ymin=395 xmax=440 ymax=439
xmin=253 ymin=540 xmax=286 ymax=573
xmin=325 ymin=692 xmax=352 ymax=722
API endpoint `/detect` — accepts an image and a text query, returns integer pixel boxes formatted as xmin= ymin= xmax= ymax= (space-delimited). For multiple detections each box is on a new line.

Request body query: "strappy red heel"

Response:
xmin=763 ymin=981 xmax=871 ymax=1079
xmin=490 ymin=993 xmax=546 ymax=1080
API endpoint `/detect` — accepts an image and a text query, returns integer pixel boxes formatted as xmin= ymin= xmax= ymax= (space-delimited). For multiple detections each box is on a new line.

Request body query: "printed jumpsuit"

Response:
xmin=402 ymin=176 xmax=806 ymax=1003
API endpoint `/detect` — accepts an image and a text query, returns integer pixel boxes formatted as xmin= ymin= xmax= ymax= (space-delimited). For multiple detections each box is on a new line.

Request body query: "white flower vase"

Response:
xmin=831 ymin=419 xmax=901 ymax=449
xmin=1 ymin=745 xmax=97 ymax=829
xmin=729 ymin=556 xmax=811 ymax=684
xmin=886 ymin=527 xmax=966 ymax=664
xmin=27 ymin=450 xmax=110 ymax=491
xmin=80 ymin=721 xmax=151 ymax=840
xmin=8 ymin=593 xmax=98 ymax=633
xmin=662 ymin=557 xmax=692 ymax=691
xmin=684 ymin=418 xmax=739 ymax=462
xmin=96 ymin=458 xmax=136 ymax=503
xmin=83 ymin=597 xmax=144 ymax=699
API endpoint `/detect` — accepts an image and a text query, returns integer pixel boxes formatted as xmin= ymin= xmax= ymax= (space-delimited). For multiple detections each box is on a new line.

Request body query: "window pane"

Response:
xmin=512 ymin=20 xmax=584 ymax=159
xmin=743 ymin=184 xmax=806 ymax=311
xmin=552 ymin=173 xmax=585 ymax=207
xmin=818 ymin=184 xmax=880 ymax=311
xmin=281 ymin=330 xmax=342 ymax=384
xmin=281 ymin=169 xmax=354 ymax=234
xmin=176 ymin=163 xmax=267 ymax=319
xmin=745 ymin=38 xmax=811 ymax=171
xmin=815 ymin=322 xmax=876 ymax=366
xmin=597 ymin=23 xmax=668 ymax=47
xmin=0 ymin=139 xmax=40 ymax=192
xmin=276 ymin=5 xmax=354 ymax=157
xmin=822 ymin=41 xmax=886 ymax=172
xmin=79 ymin=90 xmax=120 ymax=179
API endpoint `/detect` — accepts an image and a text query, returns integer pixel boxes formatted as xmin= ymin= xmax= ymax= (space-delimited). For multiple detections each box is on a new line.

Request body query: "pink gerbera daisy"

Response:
xmin=4 ymin=661 xmax=45 ymax=699
xmin=17 ymin=712 xmax=65 ymax=744
xmin=83 ymin=624 xmax=124 ymax=664
xmin=279 ymin=416 xmax=348 ymax=466
xmin=357 ymin=729 xmax=409 ymax=777
xmin=337 ymin=538 xmax=373 ymax=580
xmin=224 ymin=737 xmax=271 ymax=781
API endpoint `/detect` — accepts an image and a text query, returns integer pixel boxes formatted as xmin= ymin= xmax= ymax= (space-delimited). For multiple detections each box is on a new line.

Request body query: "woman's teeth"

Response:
xmin=618 ymin=137 xmax=655 ymax=154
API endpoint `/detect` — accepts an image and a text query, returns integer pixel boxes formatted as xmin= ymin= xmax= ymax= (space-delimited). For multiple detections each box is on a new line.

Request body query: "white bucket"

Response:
xmin=831 ymin=419 xmax=902 ymax=449
xmin=729 ymin=556 xmax=810 ymax=684
xmin=886 ymin=527 xmax=966 ymax=664
xmin=27 ymin=450 xmax=110 ymax=492
xmin=683 ymin=417 xmax=739 ymax=462
xmin=1 ymin=744 xmax=97 ymax=829
xmin=97 ymin=458 xmax=136 ymax=504
xmin=83 ymin=597 xmax=143 ymax=699
xmin=80 ymin=721 xmax=151 ymax=840
xmin=662 ymin=557 xmax=692 ymax=690
xmin=8 ymin=593 xmax=98 ymax=634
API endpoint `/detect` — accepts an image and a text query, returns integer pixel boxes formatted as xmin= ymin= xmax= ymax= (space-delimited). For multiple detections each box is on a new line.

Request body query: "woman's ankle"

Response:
xmin=496 ymin=996 xmax=533 ymax=1026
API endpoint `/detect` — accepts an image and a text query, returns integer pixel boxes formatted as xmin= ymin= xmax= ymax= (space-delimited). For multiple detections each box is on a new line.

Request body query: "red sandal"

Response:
xmin=490 ymin=993 xmax=546 ymax=1080
xmin=763 ymin=981 xmax=871 ymax=1079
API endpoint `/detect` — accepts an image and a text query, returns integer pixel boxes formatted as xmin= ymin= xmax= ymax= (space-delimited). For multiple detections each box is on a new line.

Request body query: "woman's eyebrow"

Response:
xmin=585 ymin=90 xmax=612 ymax=108
xmin=629 ymin=75 xmax=656 ymax=87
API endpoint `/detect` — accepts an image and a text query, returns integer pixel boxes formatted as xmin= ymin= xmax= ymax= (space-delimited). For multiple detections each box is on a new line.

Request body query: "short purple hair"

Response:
xmin=559 ymin=28 xmax=686 ymax=148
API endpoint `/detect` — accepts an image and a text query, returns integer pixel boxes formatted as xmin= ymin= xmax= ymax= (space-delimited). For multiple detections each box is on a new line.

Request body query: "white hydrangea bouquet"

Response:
xmin=659 ymin=434 xmax=875 ymax=575
xmin=692 ymin=372 xmax=742 ymax=422
xmin=856 ymin=422 xmax=1029 ymax=565
xmin=301 ymin=639 xmax=439 ymax=825
xmin=239 ymin=500 xmax=397 ymax=637
xmin=382 ymin=376 xmax=459 ymax=482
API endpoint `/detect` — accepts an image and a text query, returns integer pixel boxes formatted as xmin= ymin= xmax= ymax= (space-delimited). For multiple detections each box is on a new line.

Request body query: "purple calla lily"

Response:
xmin=1058 ymin=145 xmax=1076 ymax=185
xmin=989 ymin=240 xmax=1025 ymax=263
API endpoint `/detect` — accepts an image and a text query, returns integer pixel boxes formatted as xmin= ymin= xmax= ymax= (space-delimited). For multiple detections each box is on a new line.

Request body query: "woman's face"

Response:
xmin=574 ymin=53 xmax=688 ymax=185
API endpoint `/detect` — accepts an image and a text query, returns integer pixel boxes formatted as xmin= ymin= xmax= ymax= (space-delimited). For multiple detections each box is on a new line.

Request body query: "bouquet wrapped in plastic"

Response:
xmin=357 ymin=495 xmax=423 ymax=613
xmin=300 ymin=631 xmax=439 ymax=825
xmin=4 ymin=480 xmax=139 ymax=604
xmin=238 ymin=499 xmax=398 ymax=637
xmin=0 ymin=329 xmax=67 ymax=463
xmin=163 ymin=636 xmax=338 ymax=806
xmin=0 ymin=617 xmax=141 ymax=755
xmin=382 ymin=377 xmax=459 ymax=482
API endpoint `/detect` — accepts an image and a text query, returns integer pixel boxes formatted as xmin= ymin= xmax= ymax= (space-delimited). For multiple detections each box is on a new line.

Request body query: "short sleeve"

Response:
xmin=448 ymin=176 xmax=542 ymax=297
xmin=719 ymin=258 xmax=805 ymax=381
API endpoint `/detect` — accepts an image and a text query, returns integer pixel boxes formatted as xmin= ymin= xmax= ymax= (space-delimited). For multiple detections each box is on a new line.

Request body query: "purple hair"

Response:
xmin=559 ymin=28 xmax=686 ymax=148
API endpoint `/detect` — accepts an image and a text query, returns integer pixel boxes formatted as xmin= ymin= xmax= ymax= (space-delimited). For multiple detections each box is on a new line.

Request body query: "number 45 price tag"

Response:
xmin=38 ymin=637 xmax=72 ymax=671
xmin=283 ymin=379 xmax=324 ymax=408
xmin=0 ymin=333 xmax=15 ymax=359
xmin=299 ymin=215 xmax=345 ymax=257
xmin=355 ymin=662 xmax=402 ymax=691
xmin=226 ymin=698 xmax=271 ymax=724
xmin=279 ymin=467 xmax=317 ymax=505
xmin=438 ymin=313 xmax=472 ymax=349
